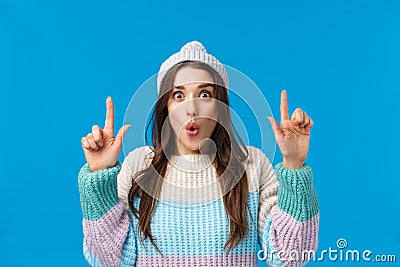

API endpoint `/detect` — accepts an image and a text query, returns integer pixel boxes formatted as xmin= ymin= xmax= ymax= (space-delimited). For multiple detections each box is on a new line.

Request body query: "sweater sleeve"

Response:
xmin=78 ymin=162 xmax=137 ymax=267
xmin=257 ymin=154 xmax=319 ymax=267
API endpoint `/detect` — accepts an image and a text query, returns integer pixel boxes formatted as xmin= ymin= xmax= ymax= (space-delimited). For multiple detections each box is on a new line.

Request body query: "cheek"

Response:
xmin=168 ymin=105 xmax=185 ymax=134
xmin=206 ymin=120 xmax=217 ymax=134
xmin=168 ymin=113 xmax=180 ymax=132
xmin=200 ymin=105 xmax=218 ymax=135
xmin=198 ymin=102 xmax=218 ymax=121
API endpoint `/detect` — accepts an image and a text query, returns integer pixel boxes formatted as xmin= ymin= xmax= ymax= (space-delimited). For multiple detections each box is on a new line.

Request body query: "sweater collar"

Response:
xmin=169 ymin=152 xmax=215 ymax=172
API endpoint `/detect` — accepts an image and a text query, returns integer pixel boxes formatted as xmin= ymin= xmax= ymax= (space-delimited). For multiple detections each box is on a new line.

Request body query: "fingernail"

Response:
xmin=107 ymin=96 xmax=112 ymax=100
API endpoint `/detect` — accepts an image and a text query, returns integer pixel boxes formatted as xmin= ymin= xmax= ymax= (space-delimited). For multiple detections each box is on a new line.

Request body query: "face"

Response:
xmin=167 ymin=66 xmax=218 ymax=155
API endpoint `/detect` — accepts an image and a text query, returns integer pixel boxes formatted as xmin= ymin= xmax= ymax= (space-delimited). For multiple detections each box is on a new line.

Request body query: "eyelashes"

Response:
xmin=172 ymin=90 xmax=213 ymax=100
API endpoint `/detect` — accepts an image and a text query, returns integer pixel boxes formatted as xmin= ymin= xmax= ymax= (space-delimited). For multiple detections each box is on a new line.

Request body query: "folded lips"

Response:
xmin=186 ymin=122 xmax=199 ymax=130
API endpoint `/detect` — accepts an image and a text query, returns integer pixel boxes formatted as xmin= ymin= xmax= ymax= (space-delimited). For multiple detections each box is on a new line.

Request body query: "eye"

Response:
xmin=172 ymin=91 xmax=184 ymax=100
xmin=199 ymin=91 xmax=212 ymax=99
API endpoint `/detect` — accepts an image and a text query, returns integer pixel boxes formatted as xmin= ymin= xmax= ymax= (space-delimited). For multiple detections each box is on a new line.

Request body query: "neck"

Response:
xmin=174 ymin=150 xmax=201 ymax=156
xmin=173 ymin=140 xmax=215 ymax=156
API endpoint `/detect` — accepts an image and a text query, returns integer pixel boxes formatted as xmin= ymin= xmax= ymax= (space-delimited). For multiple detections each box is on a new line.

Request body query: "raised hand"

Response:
xmin=81 ymin=96 xmax=131 ymax=172
xmin=267 ymin=90 xmax=314 ymax=169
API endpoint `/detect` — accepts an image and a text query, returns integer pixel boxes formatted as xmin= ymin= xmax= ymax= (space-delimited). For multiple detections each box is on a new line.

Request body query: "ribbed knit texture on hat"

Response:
xmin=157 ymin=41 xmax=229 ymax=94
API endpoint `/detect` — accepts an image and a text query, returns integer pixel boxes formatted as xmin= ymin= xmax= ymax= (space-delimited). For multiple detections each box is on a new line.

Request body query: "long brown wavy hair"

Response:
xmin=128 ymin=60 xmax=254 ymax=255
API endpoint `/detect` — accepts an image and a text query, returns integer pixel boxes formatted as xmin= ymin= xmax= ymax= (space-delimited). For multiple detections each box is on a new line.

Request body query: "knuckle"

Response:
xmin=83 ymin=145 xmax=91 ymax=151
xmin=92 ymin=125 xmax=101 ymax=135
xmin=90 ymin=144 xmax=98 ymax=150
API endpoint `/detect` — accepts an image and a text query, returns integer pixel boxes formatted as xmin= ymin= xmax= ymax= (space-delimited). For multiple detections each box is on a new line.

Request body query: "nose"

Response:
xmin=185 ymin=98 xmax=198 ymax=118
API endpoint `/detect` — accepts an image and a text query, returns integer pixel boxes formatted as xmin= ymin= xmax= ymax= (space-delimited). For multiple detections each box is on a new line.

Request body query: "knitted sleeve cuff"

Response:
xmin=274 ymin=162 xmax=319 ymax=222
xmin=78 ymin=162 xmax=122 ymax=220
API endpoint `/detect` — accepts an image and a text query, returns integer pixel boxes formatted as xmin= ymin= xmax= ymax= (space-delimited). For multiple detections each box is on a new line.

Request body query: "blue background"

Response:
xmin=1 ymin=0 xmax=399 ymax=266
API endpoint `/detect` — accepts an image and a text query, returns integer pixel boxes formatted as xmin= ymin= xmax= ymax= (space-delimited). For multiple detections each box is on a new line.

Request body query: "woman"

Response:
xmin=79 ymin=41 xmax=319 ymax=267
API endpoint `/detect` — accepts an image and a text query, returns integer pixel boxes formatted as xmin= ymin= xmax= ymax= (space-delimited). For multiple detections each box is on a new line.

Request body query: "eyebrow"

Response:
xmin=173 ymin=83 xmax=215 ymax=90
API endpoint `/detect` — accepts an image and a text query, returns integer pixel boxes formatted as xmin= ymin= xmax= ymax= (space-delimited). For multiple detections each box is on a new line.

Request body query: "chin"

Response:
xmin=180 ymin=138 xmax=202 ymax=151
xmin=185 ymin=142 xmax=201 ymax=151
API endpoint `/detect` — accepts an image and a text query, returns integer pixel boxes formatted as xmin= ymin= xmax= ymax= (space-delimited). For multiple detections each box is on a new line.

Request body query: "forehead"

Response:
xmin=173 ymin=66 xmax=214 ymax=87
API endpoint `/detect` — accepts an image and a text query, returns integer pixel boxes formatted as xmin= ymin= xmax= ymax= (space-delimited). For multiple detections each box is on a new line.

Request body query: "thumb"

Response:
xmin=115 ymin=124 xmax=131 ymax=147
xmin=267 ymin=116 xmax=283 ymax=140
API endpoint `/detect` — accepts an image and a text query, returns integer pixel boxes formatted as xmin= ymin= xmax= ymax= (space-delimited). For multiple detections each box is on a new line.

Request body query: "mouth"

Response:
xmin=186 ymin=121 xmax=199 ymax=137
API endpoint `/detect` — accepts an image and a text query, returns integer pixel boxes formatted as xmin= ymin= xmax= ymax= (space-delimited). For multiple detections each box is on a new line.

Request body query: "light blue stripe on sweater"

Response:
xmin=83 ymin=191 xmax=274 ymax=264
xmin=130 ymin=191 xmax=260 ymax=256
xmin=258 ymin=215 xmax=285 ymax=266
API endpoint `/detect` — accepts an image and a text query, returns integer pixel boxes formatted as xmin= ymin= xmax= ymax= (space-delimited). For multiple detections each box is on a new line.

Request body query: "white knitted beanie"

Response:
xmin=156 ymin=40 xmax=229 ymax=94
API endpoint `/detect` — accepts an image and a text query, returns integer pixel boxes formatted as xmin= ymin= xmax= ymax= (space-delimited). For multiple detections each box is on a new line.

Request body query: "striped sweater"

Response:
xmin=78 ymin=145 xmax=319 ymax=266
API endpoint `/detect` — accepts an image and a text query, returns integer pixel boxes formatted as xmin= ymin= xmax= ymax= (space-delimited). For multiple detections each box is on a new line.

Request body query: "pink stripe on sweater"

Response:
xmin=83 ymin=200 xmax=130 ymax=266
xmin=270 ymin=205 xmax=319 ymax=267
xmin=136 ymin=254 xmax=257 ymax=267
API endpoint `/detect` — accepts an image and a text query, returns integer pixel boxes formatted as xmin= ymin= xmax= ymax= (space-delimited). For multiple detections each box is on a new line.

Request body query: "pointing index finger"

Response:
xmin=105 ymin=96 xmax=114 ymax=130
xmin=280 ymin=89 xmax=289 ymax=122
